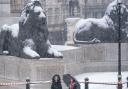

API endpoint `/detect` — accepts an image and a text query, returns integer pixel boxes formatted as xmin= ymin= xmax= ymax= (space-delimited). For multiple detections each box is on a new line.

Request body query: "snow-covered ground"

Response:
xmin=75 ymin=72 xmax=128 ymax=89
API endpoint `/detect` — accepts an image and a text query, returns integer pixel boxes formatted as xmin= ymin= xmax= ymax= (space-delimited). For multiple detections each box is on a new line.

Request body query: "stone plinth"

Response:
xmin=0 ymin=56 xmax=65 ymax=89
xmin=0 ymin=44 xmax=128 ymax=89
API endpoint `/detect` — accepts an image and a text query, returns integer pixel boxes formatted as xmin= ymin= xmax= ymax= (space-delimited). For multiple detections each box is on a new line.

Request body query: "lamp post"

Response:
xmin=117 ymin=0 xmax=122 ymax=89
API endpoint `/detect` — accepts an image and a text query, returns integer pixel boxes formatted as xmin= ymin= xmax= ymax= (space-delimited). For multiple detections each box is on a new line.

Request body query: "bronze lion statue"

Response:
xmin=0 ymin=0 xmax=63 ymax=59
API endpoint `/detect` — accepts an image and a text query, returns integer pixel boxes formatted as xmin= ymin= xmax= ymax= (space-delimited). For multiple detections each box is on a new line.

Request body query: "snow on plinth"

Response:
xmin=75 ymin=72 xmax=128 ymax=89
xmin=31 ymin=0 xmax=40 ymax=2
xmin=51 ymin=45 xmax=79 ymax=51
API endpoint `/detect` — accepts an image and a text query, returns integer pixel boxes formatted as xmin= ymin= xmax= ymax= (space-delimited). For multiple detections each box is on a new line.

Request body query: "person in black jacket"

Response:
xmin=51 ymin=74 xmax=62 ymax=89
xmin=63 ymin=74 xmax=80 ymax=89
xmin=69 ymin=0 xmax=75 ymax=16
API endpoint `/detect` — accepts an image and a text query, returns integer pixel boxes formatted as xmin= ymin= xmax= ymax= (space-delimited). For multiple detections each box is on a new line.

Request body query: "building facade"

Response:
xmin=0 ymin=0 xmax=10 ymax=16
xmin=84 ymin=0 xmax=128 ymax=18
xmin=1 ymin=0 xmax=128 ymax=25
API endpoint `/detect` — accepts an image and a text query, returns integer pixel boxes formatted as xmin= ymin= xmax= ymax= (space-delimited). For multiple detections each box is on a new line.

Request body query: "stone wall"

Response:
xmin=62 ymin=43 xmax=128 ymax=74
xmin=0 ymin=43 xmax=128 ymax=89
xmin=0 ymin=56 xmax=65 ymax=89
xmin=0 ymin=17 xmax=19 ymax=27
xmin=0 ymin=4 xmax=10 ymax=17
xmin=0 ymin=0 xmax=10 ymax=17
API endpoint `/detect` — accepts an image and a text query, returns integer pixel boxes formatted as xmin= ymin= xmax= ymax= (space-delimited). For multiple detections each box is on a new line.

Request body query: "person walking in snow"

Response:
xmin=63 ymin=74 xmax=80 ymax=89
xmin=51 ymin=74 xmax=62 ymax=89
xmin=69 ymin=0 xmax=75 ymax=16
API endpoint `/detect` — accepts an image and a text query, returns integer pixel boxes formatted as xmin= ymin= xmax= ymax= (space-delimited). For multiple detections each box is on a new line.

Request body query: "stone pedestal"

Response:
xmin=65 ymin=18 xmax=80 ymax=45
xmin=0 ymin=44 xmax=128 ymax=89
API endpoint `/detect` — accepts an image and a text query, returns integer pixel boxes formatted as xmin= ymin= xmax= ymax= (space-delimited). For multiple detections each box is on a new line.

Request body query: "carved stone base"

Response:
xmin=65 ymin=18 xmax=80 ymax=45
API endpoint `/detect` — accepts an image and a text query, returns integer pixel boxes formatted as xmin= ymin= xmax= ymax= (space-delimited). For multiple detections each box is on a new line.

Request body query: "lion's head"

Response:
xmin=20 ymin=0 xmax=46 ymax=25
xmin=19 ymin=0 xmax=48 ymax=41
xmin=105 ymin=0 xmax=128 ymax=29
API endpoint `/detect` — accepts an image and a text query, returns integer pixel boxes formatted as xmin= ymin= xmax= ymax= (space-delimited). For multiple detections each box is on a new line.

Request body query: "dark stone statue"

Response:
xmin=0 ymin=0 xmax=63 ymax=59
xmin=74 ymin=0 xmax=128 ymax=44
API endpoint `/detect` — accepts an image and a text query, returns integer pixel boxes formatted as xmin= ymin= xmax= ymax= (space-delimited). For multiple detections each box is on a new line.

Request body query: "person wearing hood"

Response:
xmin=51 ymin=74 xmax=62 ymax=89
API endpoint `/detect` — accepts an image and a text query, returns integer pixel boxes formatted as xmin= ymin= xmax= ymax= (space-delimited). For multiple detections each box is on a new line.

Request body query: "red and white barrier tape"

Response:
xmin=0 ymin=82 xmax=26 ymax=86
xmin=0 ymin=81 xmax=52 ymax=86
xmin=0 ymin=81 xmax=127 ymax=86
xmin=29 ymin=81 xmax=51 ymax=84
xmin=79 ymin=81 xmax=128 ymax=85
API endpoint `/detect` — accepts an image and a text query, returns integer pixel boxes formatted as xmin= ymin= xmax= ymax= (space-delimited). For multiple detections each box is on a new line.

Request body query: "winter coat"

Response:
xmin=51 ymin=74 xmax=62 ymax=89
xmin=51 ymin=82 xmax=62 ymax=89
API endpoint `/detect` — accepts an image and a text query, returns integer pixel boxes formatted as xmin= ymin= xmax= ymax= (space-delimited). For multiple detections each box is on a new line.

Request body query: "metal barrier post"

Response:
xmin=26 ymin=78 xmax=30 ymax=89
xmin=127 ymin=77 xmax=128 ymax=88
xmin=117 ymin=77 xmax=122 ymax=89
xmin=85 ymin=78 xmax=89 ymax=89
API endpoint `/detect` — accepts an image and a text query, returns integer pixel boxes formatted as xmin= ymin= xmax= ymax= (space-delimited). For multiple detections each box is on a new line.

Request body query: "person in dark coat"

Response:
xmin=69 ymin=0 xmax=75 ymax=16
xmin=51 ymin=74 xmax=62 ymax=89
xmin=63 ymin=74 xmax=80 ymax=89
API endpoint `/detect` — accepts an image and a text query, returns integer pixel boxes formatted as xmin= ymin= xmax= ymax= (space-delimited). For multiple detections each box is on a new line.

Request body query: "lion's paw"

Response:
xmin=23 ymin=46 xmax=40 ymax=59
xmin=47 ymin=47 xmax=63 ymax=58
xmin=3 ymin=50 xmax=9 ymax=55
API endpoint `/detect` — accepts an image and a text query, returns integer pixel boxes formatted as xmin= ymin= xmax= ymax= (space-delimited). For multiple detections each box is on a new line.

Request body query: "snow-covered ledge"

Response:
xmin=65 ymin=18 xmax=80 ymax=45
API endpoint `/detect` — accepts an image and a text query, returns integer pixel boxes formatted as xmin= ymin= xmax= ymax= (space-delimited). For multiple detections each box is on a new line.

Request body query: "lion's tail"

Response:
xmin=73 ymin=32 xmax=100 ymax=44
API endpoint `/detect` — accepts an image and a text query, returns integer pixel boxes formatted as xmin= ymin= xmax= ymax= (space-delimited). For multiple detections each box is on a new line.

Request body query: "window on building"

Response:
xmin=93 ymin=12 xmax=97 ymax=18
xmin=0 ymin=0 xmax=10 ymax=4
xmin=58 ymin=0 xmax=62 ymax=3
xmin=96 ymin=0 xmax=102 ymax=4
xmin=40 ymin=0 xmax=46 ymax=9
xmin=87 ymin=12 xmax=93 ymax=18
xmin=10 ymin=0 xmax=23 ymax=13
xmin=54 ymin=8 xmax=60 ymax=24
xmin=47 ymin=8 xmax=53 ymax=24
